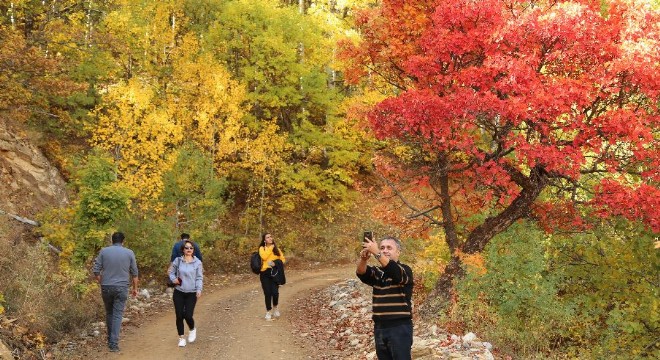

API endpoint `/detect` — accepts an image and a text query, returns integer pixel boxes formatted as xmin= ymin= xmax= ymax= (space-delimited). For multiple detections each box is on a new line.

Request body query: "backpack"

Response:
xmin=249 ymin=252 xmax=261 ymax=274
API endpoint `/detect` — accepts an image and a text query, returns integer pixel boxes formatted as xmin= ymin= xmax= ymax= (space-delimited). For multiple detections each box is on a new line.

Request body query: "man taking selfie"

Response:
xmin=357 ymin=235 xmax=414 ymax=360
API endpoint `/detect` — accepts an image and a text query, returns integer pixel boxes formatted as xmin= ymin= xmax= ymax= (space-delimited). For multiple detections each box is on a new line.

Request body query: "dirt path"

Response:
xmin=81 ymin=266 xmax=354 ymax=360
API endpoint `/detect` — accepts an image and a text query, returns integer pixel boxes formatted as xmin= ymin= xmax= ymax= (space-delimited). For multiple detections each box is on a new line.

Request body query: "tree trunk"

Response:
xmin=10 ymin=2 xmax=15 ymax=29
xmin=85 ymin=0 xmax=94 ymax=47
xmin=463 ymin=166 xmax=548 ymax=254
xmin=438 ymin=154 xmax=459 ymax=252
xmin=434 ymin=254 xmax=464 ymax=299
xmin=418 ymin=255 xmax=465 ymax=318
xmin=430 ymin=166 xmax=549 ymax=301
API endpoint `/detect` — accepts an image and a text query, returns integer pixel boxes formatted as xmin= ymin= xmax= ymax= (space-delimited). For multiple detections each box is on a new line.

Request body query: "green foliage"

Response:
xmin=114 ymin=216 xmax=172 ymax=274
xmin=456 ymin=222 xmax=573 ymax=356
xmin=159 ymin=144 xmax=230 ymax=234
xmin=285 ymin=118 xmax=369 ymax=211
xmin=71 ymin=152 xmax=132 ymax=262
xmin=550 ymin=220 xmax=659 ymax=359
xmin=157 ymin=144 xmax=232 ymax=272
xmin=453 ymin=220 xmax=660 ymax=359
xmin=39 ymin=151 xmax=131 ymax=267
xmin=203 ymin=0 xmax=366 ymax=220
xmin=208 ymin=0 xmax=334 ymax=121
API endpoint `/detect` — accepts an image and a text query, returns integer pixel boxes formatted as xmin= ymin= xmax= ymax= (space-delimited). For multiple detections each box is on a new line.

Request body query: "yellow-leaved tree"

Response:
xmin=167 ymin=43 xmax=290 ymax=230
xmin=165 ymin=34 xmax=288 ymax=178
xmin=91 ymin=28 xmax=288 ymax=211
xmin=91 ymin=78 xmax=183 ymax=204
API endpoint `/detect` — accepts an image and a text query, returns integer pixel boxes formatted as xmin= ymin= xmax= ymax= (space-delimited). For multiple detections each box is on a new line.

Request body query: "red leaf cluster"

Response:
xmin=340 ymin=0 xmax=660 ymax=234
xmin=592 ymin=180 xmax=660 ymax=232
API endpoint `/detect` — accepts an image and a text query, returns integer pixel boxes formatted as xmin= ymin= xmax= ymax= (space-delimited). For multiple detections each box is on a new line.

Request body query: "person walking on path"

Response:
xmin=171 ymin=233 xmax=203 ymax=262
xmin=169 ymin=239 xmax=204 ymax=347
xmin=92 ymin=232 xmax=139 ymax=353
xmin=357 ymin=235 xmax=414 ymax=360
xmin=258 ymin=232 xmax=286 ymax=320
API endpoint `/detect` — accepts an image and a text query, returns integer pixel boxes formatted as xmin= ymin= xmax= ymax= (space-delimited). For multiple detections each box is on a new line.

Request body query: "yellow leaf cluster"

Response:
xmin=90 ymin=32 xmax=288 ymax=208
xmin=166 ymin=40 xmax=288 ymax=177
xmin=168 ymin=51 xmax=248 ymax=164
xmin=414 ymin=233 xmax=451 ymax=289
xmin=459 ymin=252 xmax=487 ymax=276
xmin=91 ymin=78 xmax=183 ymax=203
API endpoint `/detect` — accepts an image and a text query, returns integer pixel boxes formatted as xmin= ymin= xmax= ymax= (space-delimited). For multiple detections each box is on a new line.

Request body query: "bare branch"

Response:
xmin=0 ymin=209 xmax=40 ymax=226
xmin=373 ymin=171 xmax=443 ymax=225
xmin=408 ymin=205 xmax=441 ymax=220
xmin=41 ymin=238 xmax=61 ymax=255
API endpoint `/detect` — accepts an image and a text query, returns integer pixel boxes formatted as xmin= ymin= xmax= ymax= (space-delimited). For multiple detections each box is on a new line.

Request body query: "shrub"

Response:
xmin=115 ymin=216 xmax=172 ymax=274
xmin=550 ymin=220 xmax=659 ymax=359
xmin=455 ymin=222 xmax=573 ymax=356
xmin=0 ymin=243 xmax=99 ymax=341
xmin=452 ymin=219 xmax=659 ymax=359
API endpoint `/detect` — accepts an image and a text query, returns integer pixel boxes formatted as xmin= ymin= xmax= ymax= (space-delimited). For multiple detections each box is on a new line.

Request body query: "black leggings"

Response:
xmin=259 ymin=272 xmax=279 ymax=311
xmin=173 ymin=289 xmax=197 ymax=336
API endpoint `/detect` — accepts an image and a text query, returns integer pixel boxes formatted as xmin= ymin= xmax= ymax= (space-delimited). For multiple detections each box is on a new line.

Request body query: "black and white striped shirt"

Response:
xmin=357 ymin=260 xmax=413 ymax=325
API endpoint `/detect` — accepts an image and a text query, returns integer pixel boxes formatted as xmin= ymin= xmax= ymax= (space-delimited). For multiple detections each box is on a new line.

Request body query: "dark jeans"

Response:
xmin=374 ymin=321 xmax=413 ymax=360
xmin=259 ymin=272 xmax=279 ymax=311
xmin=101 ymin=285 xmax=129 ymax=348
xmin=173 ymin=289 xmax=197 ymax=336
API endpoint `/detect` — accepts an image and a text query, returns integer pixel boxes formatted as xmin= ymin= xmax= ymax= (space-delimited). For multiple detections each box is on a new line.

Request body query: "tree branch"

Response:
xmin=40 ymin=238 xmax=62 ymax=255
xmin=408 ymin=205 xmax=441 ymax=220
xmin=374 ymin=171 xmax=443 ymax=226
xmin=0 ymin=209 xmax=40 ymax=226
xmin=462 ymin=165 xmax=549 ymax=254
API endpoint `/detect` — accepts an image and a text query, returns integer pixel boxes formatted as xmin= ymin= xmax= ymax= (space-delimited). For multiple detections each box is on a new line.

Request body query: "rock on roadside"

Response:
xmin=290 ymin=279 xmax=496 ymax=360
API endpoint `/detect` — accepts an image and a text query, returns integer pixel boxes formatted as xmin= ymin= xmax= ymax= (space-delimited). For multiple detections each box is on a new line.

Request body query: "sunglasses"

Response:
xmin=183 ymin=246 xmax=194 ymax=250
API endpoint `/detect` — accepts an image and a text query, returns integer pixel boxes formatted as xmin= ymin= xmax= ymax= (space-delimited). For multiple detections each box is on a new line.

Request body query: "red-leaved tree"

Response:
xmin=340 ymin=0 xmax=659 ymax=296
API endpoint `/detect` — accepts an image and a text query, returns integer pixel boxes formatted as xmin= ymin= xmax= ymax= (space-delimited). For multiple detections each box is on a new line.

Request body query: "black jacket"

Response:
xmin=271 ymin=259 xmax=286 ymax=285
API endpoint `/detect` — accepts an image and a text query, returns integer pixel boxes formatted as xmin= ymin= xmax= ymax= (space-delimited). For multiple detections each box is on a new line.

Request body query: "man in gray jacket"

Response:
xmin=92 ymin=232 xmax=139 ymax=353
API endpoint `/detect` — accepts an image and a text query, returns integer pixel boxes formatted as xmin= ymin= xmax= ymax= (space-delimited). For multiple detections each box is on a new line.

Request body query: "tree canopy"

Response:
xmin=340 ymin=0 xmax=659 ymax=293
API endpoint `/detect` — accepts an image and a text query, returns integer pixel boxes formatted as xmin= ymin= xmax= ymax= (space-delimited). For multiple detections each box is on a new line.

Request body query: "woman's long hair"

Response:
xmin=179 ymin=240 xmax=195 ymax=254
xmin=259 ymin=232 xmax=281 ymax=256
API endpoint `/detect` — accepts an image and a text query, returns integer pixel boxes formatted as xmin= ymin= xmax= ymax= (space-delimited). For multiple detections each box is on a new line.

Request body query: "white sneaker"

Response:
xmin=188 ymin=328 xmax=196 ymax=343
xmin=273 ymin=309 xmax=280 ymax=318
xmin=178 ymin=338 xmax=186 ymax=347
xmin=265 ymin=311 xmax=272 ymax=320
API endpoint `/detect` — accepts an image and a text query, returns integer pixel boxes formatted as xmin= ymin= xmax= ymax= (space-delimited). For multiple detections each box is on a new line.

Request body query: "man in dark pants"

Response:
xmin=171 ymin=233 xmax=203 ymax=262
xmin=357 ymin=236 xmax=414 ymax=360
xmin=92 ymin=232 xmax=139 ymax=352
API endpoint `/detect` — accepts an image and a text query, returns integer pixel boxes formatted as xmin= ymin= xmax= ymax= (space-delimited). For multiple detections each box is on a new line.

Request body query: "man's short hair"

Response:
xmin=112 ymin=232 xmax=125 ymax=244
xmin=381 ymin=236 xmax=402 ymax=251
xmin=180 ymin=233 xmax=190 ymax=240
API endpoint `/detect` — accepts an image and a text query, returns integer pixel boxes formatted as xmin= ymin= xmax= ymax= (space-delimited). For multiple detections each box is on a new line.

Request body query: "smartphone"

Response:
xmin=363 ymin=231 xmax=374 ymax=242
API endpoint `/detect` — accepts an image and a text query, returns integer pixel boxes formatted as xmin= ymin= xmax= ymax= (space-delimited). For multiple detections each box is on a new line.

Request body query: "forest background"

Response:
xmin=0 ymin=0 xmax=658 ymax=359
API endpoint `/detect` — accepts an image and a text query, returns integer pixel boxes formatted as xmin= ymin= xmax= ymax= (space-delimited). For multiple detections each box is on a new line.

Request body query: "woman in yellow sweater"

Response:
xmin=258 ymin=232 xmax=286 ymax=320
